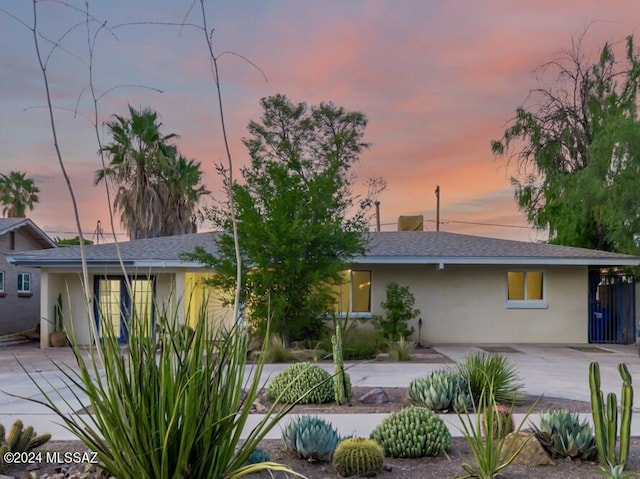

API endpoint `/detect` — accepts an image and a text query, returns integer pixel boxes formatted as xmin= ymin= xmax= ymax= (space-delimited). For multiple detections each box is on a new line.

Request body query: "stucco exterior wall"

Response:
xmin=364 ymin=263 xmax=588 ymax=344
xmin=0 ymin=230 xmax=47 ymax=335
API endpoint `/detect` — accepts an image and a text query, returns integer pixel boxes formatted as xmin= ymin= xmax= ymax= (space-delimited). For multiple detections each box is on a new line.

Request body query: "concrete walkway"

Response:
xmin=0 ymin=342 xmax=639 ymax=440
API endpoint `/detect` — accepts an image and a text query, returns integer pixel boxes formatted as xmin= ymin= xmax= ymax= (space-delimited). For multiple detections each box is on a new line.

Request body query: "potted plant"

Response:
xmin=49 ymin=293 xmax=68 ymax=347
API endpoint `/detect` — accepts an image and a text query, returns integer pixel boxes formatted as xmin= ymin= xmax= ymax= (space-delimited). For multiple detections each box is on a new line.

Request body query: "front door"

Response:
xmin=94 ymin=276 xmax=155 ymax=343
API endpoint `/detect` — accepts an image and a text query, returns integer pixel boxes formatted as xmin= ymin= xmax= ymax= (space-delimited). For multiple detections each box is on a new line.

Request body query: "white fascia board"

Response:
xmin=351 ymin=256 xmax=640 ymax=266
xmin=132 ymin=260 xmax=206 ymax=268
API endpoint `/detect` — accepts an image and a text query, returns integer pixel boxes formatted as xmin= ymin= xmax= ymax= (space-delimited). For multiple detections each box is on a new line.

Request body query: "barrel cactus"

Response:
xmin=370 ymin=406 xmax=452 ymax=458
xmin=332 ymin=437 xmax=384 ymax=477
xmin=531 ymin=409 xmax=597 ymax=461
xmin=267 ymin=362 xmax=334 ymax=404
xmin=282 ymin=415 xmax=340 ymax=462
xmin=408 ymin=369 xmax=472 ymax=412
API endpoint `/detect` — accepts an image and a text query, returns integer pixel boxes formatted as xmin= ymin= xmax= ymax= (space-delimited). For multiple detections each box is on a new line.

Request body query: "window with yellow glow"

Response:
xmin=507 ymin=271 xmax=543 ymax=301
xmin=332 ymin=270 xmax=371 ymax=314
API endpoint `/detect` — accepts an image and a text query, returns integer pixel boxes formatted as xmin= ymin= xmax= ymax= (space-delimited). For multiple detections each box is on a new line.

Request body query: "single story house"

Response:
xmin=5 ymin=231 xmax=640 ymax=347
xmin=0 ymin=218 xmax=56 ymax=336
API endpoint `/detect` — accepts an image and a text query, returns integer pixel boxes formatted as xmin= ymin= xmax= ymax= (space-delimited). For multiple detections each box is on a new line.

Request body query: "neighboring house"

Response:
xmin=0 ymin=218 xmax=57 ymax=336
xmin=5 ymin=231 xmax=640 ymax=347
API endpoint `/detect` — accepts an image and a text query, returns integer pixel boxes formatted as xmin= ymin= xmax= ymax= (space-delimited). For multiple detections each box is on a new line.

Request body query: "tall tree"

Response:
xmin=95 ymin=106 xmax=208 ymax=239
xmin=186 ymin=94 xmax=384 ymax=340
xmin=492 ymin=35 xmax=640 ymax=252
xmin=0 ymin=171 xmax=40 ymax=218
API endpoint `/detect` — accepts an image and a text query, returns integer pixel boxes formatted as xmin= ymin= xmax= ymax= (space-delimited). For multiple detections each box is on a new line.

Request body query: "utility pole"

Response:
xmin=92 ymin=220 xmax=105 ymax=245
xmin=435 ymin=185 xmax=440 ymax=232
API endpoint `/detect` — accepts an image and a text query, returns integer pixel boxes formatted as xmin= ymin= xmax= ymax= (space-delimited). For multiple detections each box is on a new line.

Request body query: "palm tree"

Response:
xmin=96 ymin=106 xmax=208 ymax=239
xmin=0 ymin=171 xmax=40 ymax=218
xmin=158 ymin=146 xmax=210 ymax=236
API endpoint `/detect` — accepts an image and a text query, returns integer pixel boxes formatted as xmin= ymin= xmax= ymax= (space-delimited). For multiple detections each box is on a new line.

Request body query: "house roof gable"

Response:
xmin=5 ymin=230 xmax=640 ymax=268
xmin=0 ymin=218 xmax=57 ymax=249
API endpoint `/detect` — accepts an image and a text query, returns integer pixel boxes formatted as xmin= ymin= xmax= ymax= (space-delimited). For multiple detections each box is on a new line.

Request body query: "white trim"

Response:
xmin=17 ymin=272 xmax=31 ymax=293
xmin=0 ymin=271 xmax=4 ymax=292
xmin=506 ymin=300 xmax=548 ymax=309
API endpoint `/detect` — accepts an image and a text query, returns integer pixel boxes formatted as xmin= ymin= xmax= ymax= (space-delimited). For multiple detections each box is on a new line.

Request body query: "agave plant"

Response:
xmin=531 ymin=409 xmax=597 ymax=461
xmin=408 ymin=369 xmax=472 ymax=412
xmin=282 ymin=415 xmax=341 ymax=462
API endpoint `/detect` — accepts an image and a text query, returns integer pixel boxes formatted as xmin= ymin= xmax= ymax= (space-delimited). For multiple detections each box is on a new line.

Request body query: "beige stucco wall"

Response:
xmin=364 ymin=263 xmax=588 ymax=344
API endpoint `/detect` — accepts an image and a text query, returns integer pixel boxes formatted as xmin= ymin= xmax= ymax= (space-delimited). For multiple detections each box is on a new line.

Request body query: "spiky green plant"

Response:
xmin=388 ymin=336 xmax=413 ymax=361
xmin=531 ymin=409 xmax=597 ymax=460
xmin=408 ymin=369 xmax=472 ymax=412
xmin=456 ymin=382 xmax=539 ymax=479
xmin=370 ymin=406 xmax=451 ymax=458
xmin=20 ymin=298 xmax=304 ymax=479
xmin=264 ymin=333 xmax=294 ymax=363
xmin=332 ymin=437 xmax=384 ymax=477
xmin=267 ymin=362 xmax=334 ymax=404
xmin=282 ymin=415 xmax=341 ymax=462
xmin=244 ymin=447 xmax=270 ymax=466
xmin=457 ymin=352 xmax=524 ymax=407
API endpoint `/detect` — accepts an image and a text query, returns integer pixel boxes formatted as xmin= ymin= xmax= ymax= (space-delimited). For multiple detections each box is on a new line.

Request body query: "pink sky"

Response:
xmin=1 ymin=1 xmax=640 ymax=243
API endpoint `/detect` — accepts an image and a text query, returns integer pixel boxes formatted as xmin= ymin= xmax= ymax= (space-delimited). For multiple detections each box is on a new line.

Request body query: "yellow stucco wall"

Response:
xmin=365 ymin=263 xmax=588 ymax=344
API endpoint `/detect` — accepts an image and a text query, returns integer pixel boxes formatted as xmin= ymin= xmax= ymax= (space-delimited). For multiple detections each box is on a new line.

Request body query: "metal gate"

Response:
xmin=588 ymin=270 xmax=636 ymax=344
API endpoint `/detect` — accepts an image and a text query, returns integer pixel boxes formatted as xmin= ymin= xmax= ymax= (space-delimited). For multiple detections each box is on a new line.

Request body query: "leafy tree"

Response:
xmin=95 ymin=106 xmax=208 ymax=239
xmin=54 ymin=236 xmax=94 ymax=247
xmin=186 ymin=94 xmax=384 ymax=340
xmin=492 ymin=34 xmax=640 ymax=252
xmin=376 ymin=281 xmax=419 ymax=341
xmin=0 ymin=171 xmax=40 ymax=218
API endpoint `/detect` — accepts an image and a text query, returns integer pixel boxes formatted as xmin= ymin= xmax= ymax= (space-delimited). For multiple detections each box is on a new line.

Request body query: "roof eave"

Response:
xmin=352 ymin=256 xmax=640 ymax=266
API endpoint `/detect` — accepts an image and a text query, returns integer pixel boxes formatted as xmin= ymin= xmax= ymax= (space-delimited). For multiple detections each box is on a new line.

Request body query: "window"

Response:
xmin=0 ymin=271 xmax=4 ymax=293
xmin=332 ymin=270 xmax=372 ymax=315
xmin=17 ymin=273 xmax=31 ymax=294
xmin=507 ymin=271 xmax=546 ymax=308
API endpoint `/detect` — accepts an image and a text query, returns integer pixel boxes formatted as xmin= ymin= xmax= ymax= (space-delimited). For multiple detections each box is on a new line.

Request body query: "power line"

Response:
xmin=369 ymin=218 xmax=535 ymax=230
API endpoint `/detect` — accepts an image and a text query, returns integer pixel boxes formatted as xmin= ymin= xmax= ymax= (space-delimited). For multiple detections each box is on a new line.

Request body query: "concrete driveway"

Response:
xmin=0 ymin=341 xmax=638 ymax=440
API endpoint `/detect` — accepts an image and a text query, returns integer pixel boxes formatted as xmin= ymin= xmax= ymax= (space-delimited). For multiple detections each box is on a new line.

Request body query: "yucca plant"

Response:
xmin=457 ymin=352 xmax=524 ymax=407
xmin=388 ymin=336 xmax=413 ymax=361
xmin=20 ymin=297 xmax=304 ymax=479
xmin=456 ymin=380 xmax=538 ymax=479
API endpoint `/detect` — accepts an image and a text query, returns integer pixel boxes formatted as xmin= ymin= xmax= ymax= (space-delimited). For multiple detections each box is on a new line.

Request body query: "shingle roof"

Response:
xmin=5 ymin=230 xmax=640 ymax=267
xmin=0 ymin=218 xmax=56 ymax=249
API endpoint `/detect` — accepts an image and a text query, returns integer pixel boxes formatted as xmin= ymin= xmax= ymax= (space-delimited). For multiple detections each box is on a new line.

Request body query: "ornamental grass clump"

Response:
xmin=23 ymin=300 xmax=303 ymax=479
xmin=457 ymin=352 xmax=524 ymax=407
xmin=370 ymin=406 xmax=451 ymax=458
xmin=267 ymin=362 xmax=335 ymax=404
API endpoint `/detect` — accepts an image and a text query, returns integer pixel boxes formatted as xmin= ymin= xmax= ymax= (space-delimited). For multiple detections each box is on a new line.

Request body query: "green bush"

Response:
xmin=456 ymin=352 xmax=524 ymax=407
xmin=531 ymin=409 xmax=597 ymax=460
xmin=282 ymin=415 xmax=340 ymax=462
xmin=267 ymin=362 xmax=334 ymax=404
xmin=370 ymin=406 xmax=451 ymax=458
xmin=375 ymin=282 xmax=419 ymax=341
xmin=408 ymin=369 xmax=472 ymax=413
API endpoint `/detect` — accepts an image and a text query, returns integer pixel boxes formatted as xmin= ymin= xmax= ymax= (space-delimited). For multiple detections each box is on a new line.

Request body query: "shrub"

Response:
xmin=375 ymin=282 xmax=419 ymax=341
xmin=531 ymin=409 xmax=597 ymax=460
xmin=282 ymin=415 xmax=340 ymax=462
xmin=332 ymin=437 xmax=385 ymax=477
xmin=343 ymin=329 xmax=381 ymax=360
xmin=264 ymin=333 xmax=294 ymax=363
xmin=408 ymin=369 xmax=472 ymax=413
xmin=456 ymin=352 xmax=524 ymax=407
xmin=370 ymin=406 xmax=451 ymax=458
xmin=388 ymin=337 xmax=413 ymax=361
xmin=267 ymin=362 xmax=334 ymax=404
